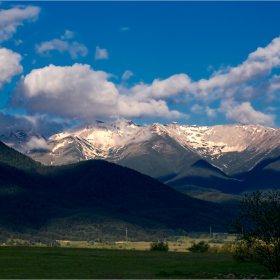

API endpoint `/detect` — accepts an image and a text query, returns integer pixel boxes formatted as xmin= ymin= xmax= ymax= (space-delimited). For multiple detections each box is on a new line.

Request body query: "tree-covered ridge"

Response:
xmin=0 ymin=141 xmax=42 ymax=172
xmin=0 ymin=140 xmax=234 ymax=241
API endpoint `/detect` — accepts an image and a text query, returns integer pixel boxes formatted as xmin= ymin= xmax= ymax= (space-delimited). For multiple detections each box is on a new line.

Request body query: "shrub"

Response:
xmin=150 ymin=241 xmax=169 ymax=251
xmin=220 ymin=242 xmax=235 ymax=253
xmin=208 ymin=244 xmax=220 ymax=253
xmin=187 ymin=240 xmax=210 ymax=253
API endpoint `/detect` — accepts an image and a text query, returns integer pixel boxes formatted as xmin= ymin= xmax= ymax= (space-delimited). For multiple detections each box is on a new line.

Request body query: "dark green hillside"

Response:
xmin=0 ymin=141 xmax=42 ymax=172
xmin=167 ymin=159 xmax=242 ymax=194
xmin=0 ymin=141 xmax=233 ymax=240
xmin=238 ymin=156 xmax=280 ymax=193
xmin=173 ymin=185 xmax=241 ymax=205
xmin=47 ymin=160 xmax=231 ymax=230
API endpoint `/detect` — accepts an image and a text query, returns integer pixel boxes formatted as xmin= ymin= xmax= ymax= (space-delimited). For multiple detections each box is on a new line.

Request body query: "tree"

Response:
xmin=227 ymin=189 xmax=280 ymax=273
xmin=150 ymin=241 xmax=169 ymax=251
xmin=187 ymin=240 xmax=210 ymax=253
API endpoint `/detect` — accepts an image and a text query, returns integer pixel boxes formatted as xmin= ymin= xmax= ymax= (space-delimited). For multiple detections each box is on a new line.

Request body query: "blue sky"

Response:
xmin=1 ymin=2 xmax=280 ymax=136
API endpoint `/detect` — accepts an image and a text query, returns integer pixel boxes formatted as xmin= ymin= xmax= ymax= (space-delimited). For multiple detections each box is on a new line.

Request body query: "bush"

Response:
xmin=227 ymin=190 xmax=280 ymax=273
xmin=220 ymin=242 xmax=235 ymax=253
xmin=150 ymin=241 xmax=169 ymax=251
xmin=187 ymin=240 xmax=210 ymax=253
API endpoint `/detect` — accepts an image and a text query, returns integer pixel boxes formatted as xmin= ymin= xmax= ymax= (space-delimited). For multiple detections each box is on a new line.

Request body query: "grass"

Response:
xmin=0 ymin=246 xmax=275 ymax=279
xmin=57 ymin=237 xmax=236 ymax=252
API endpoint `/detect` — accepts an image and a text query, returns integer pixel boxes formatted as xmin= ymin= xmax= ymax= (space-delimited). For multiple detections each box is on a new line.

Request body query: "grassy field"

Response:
xmin=57 ymin=236 xmax=234 ymax=252
xmin=0 ymin=246 xmax=275 ymax=279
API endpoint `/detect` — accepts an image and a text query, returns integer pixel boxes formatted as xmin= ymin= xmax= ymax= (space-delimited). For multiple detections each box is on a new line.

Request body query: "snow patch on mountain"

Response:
xmin=162 ymin=123 xmax=280 ymax=158
xmin=3 ymin=120 xmax=280 ymax=176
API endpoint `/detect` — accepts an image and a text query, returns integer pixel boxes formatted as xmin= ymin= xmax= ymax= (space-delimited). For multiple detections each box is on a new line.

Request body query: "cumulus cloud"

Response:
xmin=0 ymin=5 xmax=40 ymax=43
xmin=220 ymin=99 xmax=275 ymax=126
xmin=191 ymin=104 xmax=203 ymax=114
xmin=122 ymin=70 xmax=133 ymax=81
xmin=61 ymin=30 xmax=74 ymax=39
xmin=205 ymin=106 xmax=217 ymax=118
xmin=118 ymin=36 xmax=280 ymax=124
xmin=36 ymin=39 xmax=88 ymax=59
xmin=117 ymin=96 xmax=187 ymax=119
xmin=12 ymin=64 xmax=118 ymax=119
xmin=10 ymin=63 xmax=187 ymax=122
xmin=129 ymin=37 xmax=280 ymax=103
xmin=95 ymin=46 xmax=108 ymax=60
xmin=8 ymin=36 xmax=280 ymax=127
xmin=189 ymin=37 xmax=280 ymax=102
xmin=0 ymin=47 xmax=22 ymax=89
xmin=268 ymin=75 xmax=280 ymax=96
xmin=131 ymin=74 xmax=192 ymax=101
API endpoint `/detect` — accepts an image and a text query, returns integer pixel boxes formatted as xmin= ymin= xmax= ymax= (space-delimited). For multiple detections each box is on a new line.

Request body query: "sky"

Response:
xmin=1 ymin=2 xmax=280 ymax=137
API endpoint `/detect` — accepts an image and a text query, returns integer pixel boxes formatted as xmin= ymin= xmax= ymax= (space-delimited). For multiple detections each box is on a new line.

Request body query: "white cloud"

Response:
xmin=36 ymin=39 xmax=88 ymax=59
xmin=61 ymin=30 xmax=74 ymax=40
xmin=126 ymin=36 xmax=280 ymax=105
xmin=191 ymin=104 xmax=203 ymax=114
xmin=265 ymin=106 xmax=276 ymax=113
xmin=220 ymin=99 xmax=275 ymax=126
xmin=205 ymin=106 xmax=216 ymax=118
xmin=0 ymin=6 xmax=40 ymax=43
xmin=118 ymin=36 xmax=280 ymax=124
xmin=0 ymin=47 xmax=22 ymax=89
xmin=268 ymin=75 xmax=280 ymax=95
xmin=129 ymin=129 xmax=152 ymax=144
xmin=14 ymin=39 xmax=22 ymax=46
xmin=8 ymin=36 xmax=280 ymax=126
xmin=25 ymin=137 xmax=49 ymax=151
xmin=131 ymin=74 xmax=192 ymax=101
xmin=117 ymin=96 xmax=187 ymax=119
xmin=11 ymin=63 xmax=187 ymax=121
xmin=122 ymin=70 xmax=133 ymax=81
xmin=95 ymin=46 xmax=108 ymax=60
xmin=190 ymin=37 xmax=280 ymax=101
xmin=191 ymin=104 xmax=216 ymax=118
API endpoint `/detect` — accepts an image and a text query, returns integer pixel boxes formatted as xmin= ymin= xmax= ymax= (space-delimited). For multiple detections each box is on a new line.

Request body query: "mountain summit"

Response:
xmin=4 ymin=121 xmax=280 ymax=181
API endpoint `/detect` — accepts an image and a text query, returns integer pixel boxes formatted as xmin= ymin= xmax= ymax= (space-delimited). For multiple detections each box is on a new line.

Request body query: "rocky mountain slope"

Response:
xmin=4 ymin=120 xmax=280 ymax=181
xmin=0 ymin=129 xmax=46 ymax=154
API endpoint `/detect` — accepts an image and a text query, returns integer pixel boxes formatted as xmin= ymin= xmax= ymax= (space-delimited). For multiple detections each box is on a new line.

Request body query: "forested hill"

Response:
xmin=0 ymin=141 xmax=233 ymax=241
xmin=0 ymin=141 xmax=42 ymax=172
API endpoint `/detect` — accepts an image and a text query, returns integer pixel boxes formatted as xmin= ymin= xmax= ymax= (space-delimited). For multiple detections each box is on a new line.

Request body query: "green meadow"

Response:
xmin=0 ymin=246 xmax=275 ymax=279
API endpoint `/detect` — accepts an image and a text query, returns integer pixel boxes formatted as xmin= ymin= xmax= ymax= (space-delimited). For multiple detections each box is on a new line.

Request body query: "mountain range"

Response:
xmin=2 ymin=120 xmax=280 ymax=241
xmin=4 ymin=121 xmax=280 ymax=175
xmin=0 ymin=140 xmax=233 ymax=243
xmin=2 ymin=120 xmax=280 ymax=197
